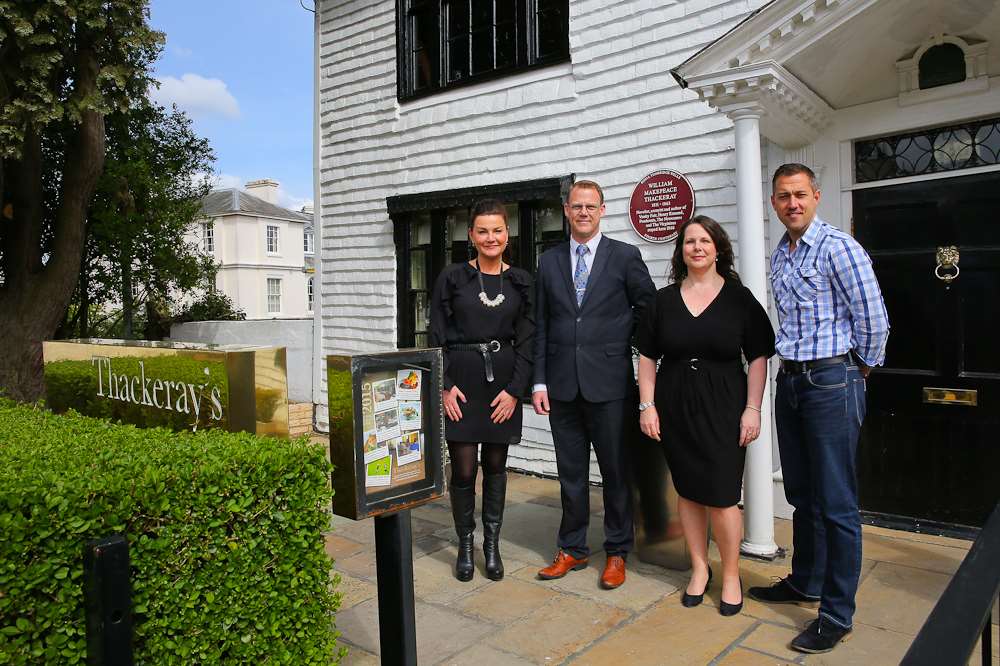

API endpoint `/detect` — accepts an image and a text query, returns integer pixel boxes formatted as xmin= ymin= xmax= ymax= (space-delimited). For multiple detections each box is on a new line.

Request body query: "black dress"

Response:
xmin=429 ymin=263 xmax=534 ymax=445
xmin=635 ymin=280 xmax=775 ymax=507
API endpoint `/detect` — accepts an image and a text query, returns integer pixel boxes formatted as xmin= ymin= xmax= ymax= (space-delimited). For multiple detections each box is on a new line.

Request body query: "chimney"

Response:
xmin=245 ymin=178 xmax=280 ymax=204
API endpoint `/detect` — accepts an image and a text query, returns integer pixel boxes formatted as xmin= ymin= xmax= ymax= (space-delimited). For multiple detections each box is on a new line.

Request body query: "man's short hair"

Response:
xmin=771 ymin=164 xmax=819 ymax=193
xmin=568 ymin=180 xmax=605 ymax=205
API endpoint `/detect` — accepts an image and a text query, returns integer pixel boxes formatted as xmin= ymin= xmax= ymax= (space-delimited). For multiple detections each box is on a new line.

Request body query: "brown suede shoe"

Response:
xmin=537 ymin=550 xmax=589 ymax=580
xmin=600 ymin=555 xmax=626 ymax=589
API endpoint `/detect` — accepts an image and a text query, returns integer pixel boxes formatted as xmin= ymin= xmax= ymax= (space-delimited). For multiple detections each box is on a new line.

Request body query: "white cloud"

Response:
xmin=151 ymin=74 xmax=240 ymax=119
xmin=172 ymin=45 xmax=193 ymax=58
xmin=212 ymin=173 xmax=244 ymax=190
xmin=278 ymin=188 xmax=313 ymax=212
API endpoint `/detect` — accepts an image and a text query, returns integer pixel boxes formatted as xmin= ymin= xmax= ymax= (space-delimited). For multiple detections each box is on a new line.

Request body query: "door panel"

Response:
xmin=854 ymin=172 xmax=1000 ymax=528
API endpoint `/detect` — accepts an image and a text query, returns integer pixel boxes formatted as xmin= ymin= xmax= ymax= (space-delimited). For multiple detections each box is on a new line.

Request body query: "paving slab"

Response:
xmin=453 ymin=575 xmax=561 ymax=624
xmin=854 ymin=561 xmax=952 ymax=635
xmin=716 ymin=647 xmax=796 ymax=665
xmin=571 ymin=595 xmax=753 ymax=665
xmin=738 ymin=621 xmax=803 ymax=661
xmin=860 ymin=531 xmax=967 ymax=575
xmin=511 ymin=556 xmax=680 ymax=613
xmin=485 ymin=593 xmax=631 ymax=663
xmin=334 ymin=572 xmax=378 ymax=611
xmin=336 ymin=597 xmax=494 ymax=664
xmin=339 ymin=645 xmax=380 ymax=665
xmin=325 ymin=533 xmax=367 ymax=561
xmin=439 ymin=642 xmax=539 ymax=666
xmin=801 ymin=623 xmax=913 ymax=665
xmin=411 ymin=546 xmax=495 ymax=604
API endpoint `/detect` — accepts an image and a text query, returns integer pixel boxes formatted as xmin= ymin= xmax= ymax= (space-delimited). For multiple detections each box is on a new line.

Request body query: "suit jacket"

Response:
xmin=533 ymin=235 xmax=656 ymax=402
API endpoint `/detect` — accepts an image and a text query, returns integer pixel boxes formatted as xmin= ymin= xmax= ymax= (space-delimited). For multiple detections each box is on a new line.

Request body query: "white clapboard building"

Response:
xmin=312 ymin=0 xmax=1000 ymax=538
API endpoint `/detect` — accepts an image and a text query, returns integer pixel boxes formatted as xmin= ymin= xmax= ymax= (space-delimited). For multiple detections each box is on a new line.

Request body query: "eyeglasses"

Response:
xmin=568 ymin=204 xmax=600 ymax=213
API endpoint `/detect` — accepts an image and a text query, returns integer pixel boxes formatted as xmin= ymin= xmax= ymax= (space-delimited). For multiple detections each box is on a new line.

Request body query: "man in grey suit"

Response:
xmin=532 ymin=180 xmax=656 ymax=589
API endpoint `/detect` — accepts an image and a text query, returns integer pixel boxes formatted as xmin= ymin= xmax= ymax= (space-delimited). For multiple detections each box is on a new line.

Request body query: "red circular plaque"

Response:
xmin=628 ymin=170 xmax=696 ymax=243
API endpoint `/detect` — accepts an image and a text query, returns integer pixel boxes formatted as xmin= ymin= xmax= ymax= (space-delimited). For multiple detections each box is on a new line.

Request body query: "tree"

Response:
xmin=0 ymin=2 xmax=162 ymax=401
xmin=60 ymin=100 xmax=217 ymax=341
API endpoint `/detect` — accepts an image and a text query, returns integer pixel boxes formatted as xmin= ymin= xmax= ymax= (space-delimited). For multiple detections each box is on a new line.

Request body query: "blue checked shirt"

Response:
xmin=770 ymin=218 xmax=889 ymax=366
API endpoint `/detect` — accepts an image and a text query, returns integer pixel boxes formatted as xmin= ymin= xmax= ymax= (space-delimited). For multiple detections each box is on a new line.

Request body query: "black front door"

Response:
xmin=853 ymin=172 xmax=1000 ymax=529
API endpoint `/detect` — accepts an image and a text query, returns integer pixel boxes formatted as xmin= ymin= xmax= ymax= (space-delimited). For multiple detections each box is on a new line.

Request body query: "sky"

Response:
xmin=148 ymin=0 xmax=315 ymax=211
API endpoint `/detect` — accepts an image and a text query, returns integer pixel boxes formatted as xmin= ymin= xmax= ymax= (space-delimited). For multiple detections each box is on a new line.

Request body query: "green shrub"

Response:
xmin=0 ymin=400 xmax=342 ymax=664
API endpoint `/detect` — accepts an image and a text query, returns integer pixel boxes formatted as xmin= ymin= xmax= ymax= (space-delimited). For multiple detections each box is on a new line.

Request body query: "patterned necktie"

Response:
xmin=574 ymin=244 xmax=591 ymax=306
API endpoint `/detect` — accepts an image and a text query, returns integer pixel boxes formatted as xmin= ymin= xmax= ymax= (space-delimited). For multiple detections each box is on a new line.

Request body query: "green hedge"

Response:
xmin=44 ymin=356 xmax=231 ymax=432
xmin=0 ymin=400 xmax=342 ymax=664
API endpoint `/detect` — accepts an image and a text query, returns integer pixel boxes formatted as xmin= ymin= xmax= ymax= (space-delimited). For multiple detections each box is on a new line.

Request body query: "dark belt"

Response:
xmin=780 ymin=353 xmax=851 ymax=374
xmin=447 ymin=340 xmax=506 ymax=383
xmin=663 ymin=357 xmax=742 ymax=371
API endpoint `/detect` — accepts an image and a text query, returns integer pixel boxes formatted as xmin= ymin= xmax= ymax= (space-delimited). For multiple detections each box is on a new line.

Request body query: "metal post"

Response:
xmin=983 ymin=614 xmax=992 ymax=666
xmin=373 ymin=510 xmax=418 ymax=666
xmin=83 ymin=535 xmax=134 ymax=666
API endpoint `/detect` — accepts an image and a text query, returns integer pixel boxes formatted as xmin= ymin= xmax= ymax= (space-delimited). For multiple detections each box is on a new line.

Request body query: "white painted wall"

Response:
xmin=169 ymin=318 xmax=314 ymax=403
xmin=315 ymin=0 xmax=774 ymax=477
xmin=193 ymin=212 xmax=315 ymax=320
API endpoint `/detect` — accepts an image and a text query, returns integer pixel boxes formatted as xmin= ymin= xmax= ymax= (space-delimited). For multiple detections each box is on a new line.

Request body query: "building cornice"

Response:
xmin=684 ymin=62 xmax=833 ymax=148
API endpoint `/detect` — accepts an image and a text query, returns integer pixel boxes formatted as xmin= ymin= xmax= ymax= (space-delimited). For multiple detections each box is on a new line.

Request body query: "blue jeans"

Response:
xmin=775 ymin=360 xmax=867 ymax=629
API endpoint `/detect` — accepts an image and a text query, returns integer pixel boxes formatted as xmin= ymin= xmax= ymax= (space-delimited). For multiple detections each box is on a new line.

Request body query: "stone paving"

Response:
xmin=327 ymin=472 xmax=999 ymax=665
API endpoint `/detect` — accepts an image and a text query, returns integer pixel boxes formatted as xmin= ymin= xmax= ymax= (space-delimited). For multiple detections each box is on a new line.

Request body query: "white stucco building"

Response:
xmin=312 ymin=0 xmax=1000 ymax=536
xmin=197 ymin=179 xmax=316 ymax=320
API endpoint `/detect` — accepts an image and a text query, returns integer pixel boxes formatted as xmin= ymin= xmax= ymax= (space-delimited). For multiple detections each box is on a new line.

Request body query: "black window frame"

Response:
xmin=389 ymin=176 xmax=574 ymax=349
xmin=395 ymin=0 xmax=571 ymax=102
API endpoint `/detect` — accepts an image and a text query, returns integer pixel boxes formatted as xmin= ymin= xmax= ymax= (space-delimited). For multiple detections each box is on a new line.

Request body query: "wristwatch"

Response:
xmin=638 ymin=401 xmax=655 ymax=412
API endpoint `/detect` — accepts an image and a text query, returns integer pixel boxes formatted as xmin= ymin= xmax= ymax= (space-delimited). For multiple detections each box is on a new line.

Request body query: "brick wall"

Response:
xmin=316 ymin=0 xmax=767 ymax=478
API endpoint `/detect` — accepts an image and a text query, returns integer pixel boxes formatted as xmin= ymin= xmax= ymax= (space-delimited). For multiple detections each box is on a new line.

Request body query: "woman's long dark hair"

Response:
xmin=669 ymin=215 xmax=741 ymax=284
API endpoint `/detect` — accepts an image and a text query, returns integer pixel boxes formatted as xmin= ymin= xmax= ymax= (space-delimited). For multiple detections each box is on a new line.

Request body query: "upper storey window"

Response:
xmin=397 ymin=0 xmax=569 ymax=101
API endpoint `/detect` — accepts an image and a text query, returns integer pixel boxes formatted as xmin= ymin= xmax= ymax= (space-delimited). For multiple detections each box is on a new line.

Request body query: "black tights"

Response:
xmin=448 ymin=440 xmax=509 ymax=488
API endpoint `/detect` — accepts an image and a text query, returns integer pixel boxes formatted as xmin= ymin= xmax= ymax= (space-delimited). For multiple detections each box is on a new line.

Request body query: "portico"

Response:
xmin=672 ymin=0 xmax=1000 ymax=544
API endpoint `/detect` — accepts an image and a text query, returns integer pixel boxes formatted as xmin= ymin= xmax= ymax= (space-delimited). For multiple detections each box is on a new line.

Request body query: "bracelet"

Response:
xmin=745 ymin=404 xmax=761 ymax=413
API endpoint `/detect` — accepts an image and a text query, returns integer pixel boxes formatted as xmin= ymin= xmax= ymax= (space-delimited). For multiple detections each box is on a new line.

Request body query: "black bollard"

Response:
xmin=83 ymin=535 xmax=134 ymax=666
xmin=373 ymin=510 xmax=418 ymax=665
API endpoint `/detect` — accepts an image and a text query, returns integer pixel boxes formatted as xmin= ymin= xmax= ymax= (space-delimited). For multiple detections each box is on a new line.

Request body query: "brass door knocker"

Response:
xmin=935 ymin=246 xmax=960 ymax=285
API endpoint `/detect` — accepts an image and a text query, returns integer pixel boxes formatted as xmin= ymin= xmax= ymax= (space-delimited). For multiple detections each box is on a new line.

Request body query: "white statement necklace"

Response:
xmin=476 ymin=259 xmax=505 ymax=308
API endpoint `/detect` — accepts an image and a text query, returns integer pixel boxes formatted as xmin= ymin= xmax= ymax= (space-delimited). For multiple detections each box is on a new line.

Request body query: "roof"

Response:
xmin=200 ymin=188 xmax=312 ymax=223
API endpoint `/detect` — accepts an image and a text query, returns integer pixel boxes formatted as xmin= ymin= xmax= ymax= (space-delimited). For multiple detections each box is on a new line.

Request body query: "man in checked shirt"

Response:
xmin=748 ymin=164 xmax=889 ymax=654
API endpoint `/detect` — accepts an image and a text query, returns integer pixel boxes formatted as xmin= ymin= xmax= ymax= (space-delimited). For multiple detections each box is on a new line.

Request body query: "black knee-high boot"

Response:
xmin=482 ymin=473 xmax=507 ymax=581
xmin=450 ymin=484 xmax=476 ymax=582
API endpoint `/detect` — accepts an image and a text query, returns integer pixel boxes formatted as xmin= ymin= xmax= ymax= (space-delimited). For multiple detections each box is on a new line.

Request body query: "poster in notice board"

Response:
xmin=327 ymin=349 xmax=445 ymax=520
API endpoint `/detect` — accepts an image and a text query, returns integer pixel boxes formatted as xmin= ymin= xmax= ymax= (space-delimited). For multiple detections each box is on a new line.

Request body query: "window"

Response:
xmin=202 ymin=222 xmax=215 ymax=253
xmin=304 ymin=230 xmax=314 ymax=254
xmin=919 ymin=43 xmax=966 ymax=90
xmin=855 ymin=117 xmax=1000 ymax=183
xmin=267 ymin=278 xmax=282 ymax=314
xmin=307 ymin=277 xmax=314 ymax=312
xmin=266 ymin=225 xmax=279 ymax=254
xmin=389 ymin=177 xmax=571 ymax=347
xmin=396 ymin=0 xmax=570 ymax=101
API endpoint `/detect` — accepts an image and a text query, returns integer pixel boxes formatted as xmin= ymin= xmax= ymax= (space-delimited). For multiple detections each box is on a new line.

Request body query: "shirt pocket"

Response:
xmin=789 ymin=267 xmax=819 ymax=303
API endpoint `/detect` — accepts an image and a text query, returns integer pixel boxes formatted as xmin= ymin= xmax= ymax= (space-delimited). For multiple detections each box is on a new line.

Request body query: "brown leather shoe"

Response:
xmin=600 ymin=555 xmax=626 ymax=589
xmin=537 ymin=550 xmax=589 ymax=580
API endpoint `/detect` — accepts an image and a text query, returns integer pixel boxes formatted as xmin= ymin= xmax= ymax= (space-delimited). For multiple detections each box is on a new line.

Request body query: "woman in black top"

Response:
xmin=429 ymin=199 xmax=534 ymax=582
xmin=636 ymin=215 xmax=774 ymax=616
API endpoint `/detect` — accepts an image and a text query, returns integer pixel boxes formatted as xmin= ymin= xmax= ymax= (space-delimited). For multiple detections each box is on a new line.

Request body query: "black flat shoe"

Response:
xmin=719 ymin=577 xmax=743 ymax=616
xmin=681 ymin=566 xmax=713 ymax=608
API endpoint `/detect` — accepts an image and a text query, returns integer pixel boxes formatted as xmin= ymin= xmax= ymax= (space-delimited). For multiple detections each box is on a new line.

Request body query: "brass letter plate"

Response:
xmin=922 ymin=387 xmax=978 ymax=406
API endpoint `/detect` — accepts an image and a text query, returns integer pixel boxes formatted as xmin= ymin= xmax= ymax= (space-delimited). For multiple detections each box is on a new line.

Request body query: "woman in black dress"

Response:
xmin=429 ymin=199 xmax=534 ymax=582
xmin=636 ymin=215 xmax=774 ymax=616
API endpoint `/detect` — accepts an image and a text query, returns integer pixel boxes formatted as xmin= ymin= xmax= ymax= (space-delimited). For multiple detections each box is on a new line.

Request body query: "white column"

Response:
xmin=729 ymin=106 xmax=778 ymax=558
